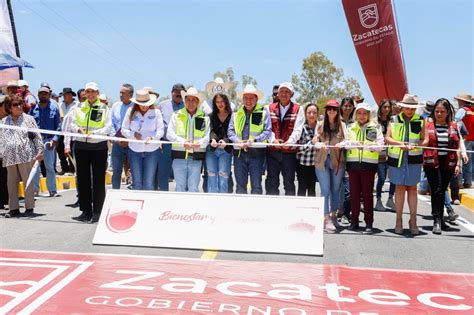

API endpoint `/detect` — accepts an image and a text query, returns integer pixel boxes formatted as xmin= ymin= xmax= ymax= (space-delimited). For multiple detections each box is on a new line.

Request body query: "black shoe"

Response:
xmin=446 ymin=207 xmax=459 ymax=222
xmin=348 ymin=223 xmax=359 ymax=231
xmin=24 ymin=209 xmax=34 ymax=217
xmin=5 ymin=209 xmax=20 ymax=218
xmin=66 ymin=200 xmax=80 ymax=208
xmin=88 ymin=213 xmax=101 ymax=224
xmin=440 ymin=219 xmax=453 ymax=231
xmin=72 ymin=213 xmax=91 ymax=222
xmin=433 ymin=218 xmax=442 ymax=235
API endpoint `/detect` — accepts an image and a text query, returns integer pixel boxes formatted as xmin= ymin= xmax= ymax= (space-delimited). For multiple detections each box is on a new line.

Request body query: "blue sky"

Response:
xmin=12 ymin=0 xmax=473 ymax=105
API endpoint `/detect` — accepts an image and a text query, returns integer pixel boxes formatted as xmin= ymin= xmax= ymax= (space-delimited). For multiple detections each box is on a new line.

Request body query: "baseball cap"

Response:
xmin=17 ymin=80 xmax=28 ymax=87
xmin=278 ymin=82 xmax=294 ymax=93
xmin=354 ymin=102 xmax=372 ymax=114
xmin=172 ymin=83 xmax=186 ymax=92
xmin=325 ymin=99 xmax=340 ymax=108
xmin=38 ymin=87 xmax=50 ymax=94
xmin=84 ymin=82 xmax=99 ymax=91
xmin=40 ymin=82 xmax=51 ymax=89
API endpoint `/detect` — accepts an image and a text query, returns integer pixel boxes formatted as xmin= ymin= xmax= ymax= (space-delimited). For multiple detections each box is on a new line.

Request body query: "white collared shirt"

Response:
xmin=121 ymin=107 xmax=164 ymax=152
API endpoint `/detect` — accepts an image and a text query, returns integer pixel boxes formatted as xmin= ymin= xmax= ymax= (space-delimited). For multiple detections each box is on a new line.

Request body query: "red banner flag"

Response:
xmin=342 ymin=0 xmax=408 ymax=104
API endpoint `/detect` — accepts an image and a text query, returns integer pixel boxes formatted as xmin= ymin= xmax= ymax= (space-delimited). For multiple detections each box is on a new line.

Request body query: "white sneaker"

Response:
xmin=375 ymin=198 xmax=385 ymax=211
xmin=325 ymin=218 xmax=337 ymax=233
xmin=386 ymin=197 xmax=395 ymax=210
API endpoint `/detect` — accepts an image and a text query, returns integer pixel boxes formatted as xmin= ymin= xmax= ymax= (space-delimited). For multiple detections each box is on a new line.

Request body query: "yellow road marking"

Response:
xmin=200 ymin=250 xmax=218 ymax=260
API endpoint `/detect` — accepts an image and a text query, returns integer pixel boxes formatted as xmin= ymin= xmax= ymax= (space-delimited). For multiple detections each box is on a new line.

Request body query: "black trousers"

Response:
xmin=296 ymin=163 xmax=316 ymax=196
xmin=424 ymin=158 xmax=454 ymax=219
xmin=265 ymin=150 xmax=297 ymax=195
xmin=57 ymin=136 xmax=73 ymax=173
xmin=0 ymin=159 xmax=8 ymax=206
xmin=75 ymin=148 xmax=108 ymax=216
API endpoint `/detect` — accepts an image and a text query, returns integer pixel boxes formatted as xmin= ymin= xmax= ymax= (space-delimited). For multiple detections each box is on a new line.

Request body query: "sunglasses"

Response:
xmin=12 ymin=103 xmax=23 ymax=107
xmin=326 ymin=107 xmax=338 ymax=112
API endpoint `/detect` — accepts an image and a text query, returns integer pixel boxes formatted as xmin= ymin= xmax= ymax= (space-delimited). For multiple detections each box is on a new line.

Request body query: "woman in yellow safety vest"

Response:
xmin=345 ymin=103 xmax=384 ymax=233
xmin=385 ymin=94 xmax=425 ymax=235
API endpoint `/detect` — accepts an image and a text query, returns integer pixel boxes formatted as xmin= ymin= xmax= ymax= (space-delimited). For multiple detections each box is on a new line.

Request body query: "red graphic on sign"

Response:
xmin=0 ymin=249 xmax=472 ymax=314
xmin=105 ymin=199 xmax=144 ymax=233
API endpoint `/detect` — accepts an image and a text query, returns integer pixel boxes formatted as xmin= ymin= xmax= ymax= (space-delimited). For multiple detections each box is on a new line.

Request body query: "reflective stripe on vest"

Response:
xmin=233 ymin=104 xmax=267 ymax=150
xmin=387 ymin=113 xmax=424 ymax=167
xmin=346 ymin=122 xmax=379 ymax=165
xmin=75 ymin=99 xmax=107 ymax=133
xmin=172 ymin=108 xmax=207 ymax=157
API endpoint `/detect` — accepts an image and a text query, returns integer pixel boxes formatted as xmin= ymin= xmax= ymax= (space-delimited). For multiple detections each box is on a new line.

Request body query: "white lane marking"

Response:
xmin=418 ymin=195 xmax=474 ymax=233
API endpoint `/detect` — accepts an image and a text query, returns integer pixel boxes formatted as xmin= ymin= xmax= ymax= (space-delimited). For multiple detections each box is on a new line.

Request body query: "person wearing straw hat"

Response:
xmin=345 ymin=103 xmax=384 ymax=233
xmin=70 ymin=82 xmax=111 ymax=223
xmin=266 ymin=82 xmax=305 ymax=196
xmin=386 ymin=94 xmax=425 ymax=235
xmin=228 ymin=84 xmax=271 ymax=194
xmin=454 ymin=93 xmax=474 ymax=188
xmin=167 ymin=87 xmax=210 ymax=192
xmin=121 ymin=89 xmax=164 ymax=191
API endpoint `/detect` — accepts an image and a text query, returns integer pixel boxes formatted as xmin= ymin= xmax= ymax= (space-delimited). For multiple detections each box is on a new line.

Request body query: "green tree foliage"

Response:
xmin=291 ymin=51 xmax=362 ymax=109
xmin=212 ymin=68 xmax=258 ymax=108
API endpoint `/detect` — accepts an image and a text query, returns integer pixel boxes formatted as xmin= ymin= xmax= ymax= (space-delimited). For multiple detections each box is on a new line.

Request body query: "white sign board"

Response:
xmin=93 ymin=190 xmax=324 ymax=255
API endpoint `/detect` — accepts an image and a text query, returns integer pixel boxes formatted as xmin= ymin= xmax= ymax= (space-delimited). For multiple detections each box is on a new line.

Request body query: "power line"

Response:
xmin=38 ymin=0 xmax=148 ymax=86
xmin=80 ymin=0 xmax=156 ymax=66
xmin=17 ymin=0 xmax=145 ymax=85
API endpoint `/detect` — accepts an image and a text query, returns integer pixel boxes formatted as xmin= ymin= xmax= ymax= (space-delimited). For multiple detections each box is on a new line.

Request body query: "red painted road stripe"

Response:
xmin=0 ymin=249 xmax=472 ymax=314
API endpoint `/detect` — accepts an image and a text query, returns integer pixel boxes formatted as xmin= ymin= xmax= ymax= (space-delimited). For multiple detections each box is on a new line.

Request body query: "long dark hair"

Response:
xmin=129 ymin=104 xmax=156 ymax=123
xmin=211 ymin=93 xmax=231 ymax=118
xmin=339 ymin=97 xmax=355 ymax=122
xmin=377 ymin=99 xmax=393 ymax=123
xmin=322 ymin=106 xmax=343 ymax=139
xmin=430 ymin=98 xmax=454 ymax=124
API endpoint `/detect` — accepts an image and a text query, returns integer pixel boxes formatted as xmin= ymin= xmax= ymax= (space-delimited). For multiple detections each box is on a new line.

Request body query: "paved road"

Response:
xmin=1 ymin=182 xmax=472 ymax=274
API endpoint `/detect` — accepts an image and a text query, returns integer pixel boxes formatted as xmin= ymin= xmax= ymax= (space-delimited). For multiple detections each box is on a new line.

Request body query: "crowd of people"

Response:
xmin=0 ymin=79 xmax=472 ymax=235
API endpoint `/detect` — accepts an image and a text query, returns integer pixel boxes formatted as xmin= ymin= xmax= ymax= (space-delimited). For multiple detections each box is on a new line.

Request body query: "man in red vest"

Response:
xmin=266 ymin=82 xmax=305 ymax=195
xmin=454 ymin=93 xmax=474 ymax=188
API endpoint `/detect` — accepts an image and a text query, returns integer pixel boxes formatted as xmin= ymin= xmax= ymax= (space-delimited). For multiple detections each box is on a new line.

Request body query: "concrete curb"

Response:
xmin=459 ymin=190 xmax=474 ymax=211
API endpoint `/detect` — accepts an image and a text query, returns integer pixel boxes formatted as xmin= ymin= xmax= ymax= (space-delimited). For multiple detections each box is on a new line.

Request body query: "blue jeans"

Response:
xmin=234 ymin=150 xmax=265 ymax=194
xmin=34 ymin=139 xmax=57 ymax=193
xmin=377 ymin=162 xmax=396 ymax=198
xmin=315 ymin=157 xmax=344 ymax=215
xmin=156 ymin=143 xmax=172 ymax=191
xmin=463 ymin=140 xmax=473 ymax=186
xmin=206 ymin=148 xmax=232 ymax=193
xmin=172 ymin=159 xmax=202 ymax=192
xmin=111 ymin=142 xmax=129 ymax=189
xmin=128 ymin=149 xmax=159 ymax=190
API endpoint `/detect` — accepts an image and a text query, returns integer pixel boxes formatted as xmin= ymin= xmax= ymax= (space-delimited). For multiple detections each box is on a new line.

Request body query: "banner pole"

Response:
xmin=6 ymin=0 xmax=23 ymax=79
xmin=391 ymin=0 xmax=408 ymax=92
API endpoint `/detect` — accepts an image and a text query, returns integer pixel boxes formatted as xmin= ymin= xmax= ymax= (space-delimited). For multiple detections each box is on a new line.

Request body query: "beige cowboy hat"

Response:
xmin=396 ymin=94 xmax=424 ymax=108
xmin=205 ymin=77 xmax=232 ymax=96
xmin=454 ymin=93 xmax=474 ymax=104
xmin=181 ymin=87 xmax=205 ymax=105
xmin=131 ymin=89 xmax=157 ymax=107
xmin=238 ymin=84 xmax=264 ymax=101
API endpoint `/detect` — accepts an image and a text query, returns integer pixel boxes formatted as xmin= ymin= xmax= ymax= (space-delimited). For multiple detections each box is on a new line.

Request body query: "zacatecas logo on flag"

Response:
xmin=358 ymin=3 xmax=379 ymax=28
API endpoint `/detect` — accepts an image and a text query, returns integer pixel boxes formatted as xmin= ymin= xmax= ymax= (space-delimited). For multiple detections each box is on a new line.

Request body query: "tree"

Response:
xmin=211 ymin=67 xmax=258 ymax=108
xmin=291 ymin=51 xmax=362 ymax=108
